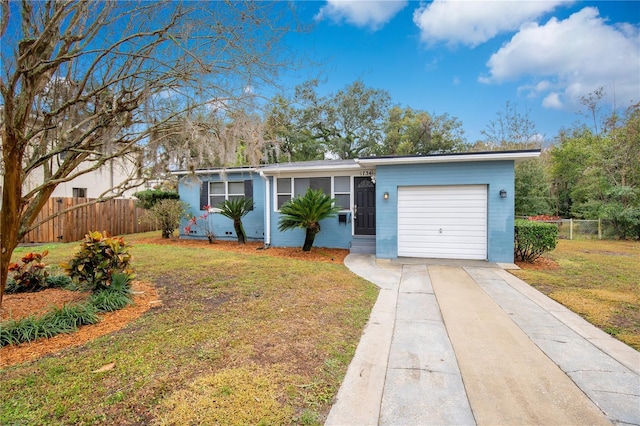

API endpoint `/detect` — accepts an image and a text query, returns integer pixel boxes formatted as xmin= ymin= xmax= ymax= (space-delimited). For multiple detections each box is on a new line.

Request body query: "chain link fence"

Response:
xmin=518 ymin=218 xmax=621 ymax=240
xmin=517 ymin=220 xmax=618 ymax=240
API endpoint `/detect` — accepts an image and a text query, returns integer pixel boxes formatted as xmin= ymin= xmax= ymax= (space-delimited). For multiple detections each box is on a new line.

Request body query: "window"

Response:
xmin=334 ymin=176 xmax=351 ymax=210
xmin=203 ymin=180 xmax=253 ymax=210
xmin=276 ymin=176 xmax=351 ymax=210
xmin=276 ymin=178 xmax=291 ymax=209
xmin=72 ymin=187 xmax=87 ymax=198
xmin=209 ymin=182 xmax=225 ymax=207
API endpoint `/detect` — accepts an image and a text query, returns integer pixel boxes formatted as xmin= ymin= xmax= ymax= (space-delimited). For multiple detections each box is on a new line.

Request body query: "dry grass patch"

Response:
xmin=513 ymin=239 xmax=639 ymax=350
xmin=155 ymin=365 xmax=296 ymax=425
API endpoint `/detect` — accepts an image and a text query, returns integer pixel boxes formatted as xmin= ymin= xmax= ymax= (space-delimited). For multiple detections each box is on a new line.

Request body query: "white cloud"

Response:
xmin=542 ymin=92 xmax=563 ymax=109
xmin=413 ymin=0 xmax=569 ymax=47
xmin=483 ymin=7 xmax=640 ymax=109
xmin=315 ymin=0 xmax=408 ymax=31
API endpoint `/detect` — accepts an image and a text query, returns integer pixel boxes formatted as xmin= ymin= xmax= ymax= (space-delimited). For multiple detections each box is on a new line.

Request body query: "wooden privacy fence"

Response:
xmin=19 ymin=197 xmax=158 ymax=244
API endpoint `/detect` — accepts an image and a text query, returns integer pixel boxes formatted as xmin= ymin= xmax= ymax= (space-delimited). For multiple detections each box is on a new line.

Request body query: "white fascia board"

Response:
xmin=356 ymin=150 xmax=541 ymax=166
xmin=172 ymin=167 xmax=257 ymax=176
xmin=259 ymin=164 xmax=362 ymax=175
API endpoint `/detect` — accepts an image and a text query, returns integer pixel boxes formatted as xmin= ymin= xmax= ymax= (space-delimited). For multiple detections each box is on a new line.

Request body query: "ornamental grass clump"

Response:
xmin=63 ymin=231 xmax=134 ymax=292
xmin=514 ymin=219 xmax=559 ymax=262
xmin=89 ymin=273 xmax=133 ymax=312
xmin=0 ymin=304 xmax=99 ymax=347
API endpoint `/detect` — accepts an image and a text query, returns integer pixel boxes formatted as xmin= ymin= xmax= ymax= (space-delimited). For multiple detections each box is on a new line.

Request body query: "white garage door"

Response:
xmin=398 ymin=185 xmax=487 ymax=259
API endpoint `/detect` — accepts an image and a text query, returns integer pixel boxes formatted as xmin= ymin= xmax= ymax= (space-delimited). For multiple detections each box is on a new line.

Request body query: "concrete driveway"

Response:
xmin=325 ymin=255 xmax=640 ymax=426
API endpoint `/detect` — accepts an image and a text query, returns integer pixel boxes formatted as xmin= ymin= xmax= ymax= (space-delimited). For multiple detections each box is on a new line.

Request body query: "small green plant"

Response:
xmin=7 ymin=251 xmax=49 ymax=293
xmin=90 ymin=273 xmax=133 ymax=312
xmin=217 ymin=198 xmax=254 ymax=244
xmin=45 ymin=274 xmax=73 ymax=289
xmin=514 ymin=219 xmax=559 ymax=262
xmin=63 ymin=231 xmax=133 ymax=292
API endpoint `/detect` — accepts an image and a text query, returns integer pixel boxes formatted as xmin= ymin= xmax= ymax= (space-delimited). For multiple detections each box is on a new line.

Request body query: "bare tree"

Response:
xmin=579 ymin=86 xmax=605 ymax=136
xmin=0 ymin=0 xmax=297 ymax=306
xmin=480 ymin=101 xmax=541 ymax=149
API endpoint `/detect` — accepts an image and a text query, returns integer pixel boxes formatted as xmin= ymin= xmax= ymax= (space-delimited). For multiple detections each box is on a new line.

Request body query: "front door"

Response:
xmin=354 ymin=177 xmax=376 ymax=235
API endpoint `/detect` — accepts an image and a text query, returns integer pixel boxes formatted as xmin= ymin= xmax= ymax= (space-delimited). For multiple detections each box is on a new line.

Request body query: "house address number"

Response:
xmin=360 ymin=170 xmax=374 ymax=176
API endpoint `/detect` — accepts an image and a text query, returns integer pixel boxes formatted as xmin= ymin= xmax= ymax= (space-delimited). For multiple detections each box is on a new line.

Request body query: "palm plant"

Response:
xmin=278 ymin=188 xmax=341 ymax=251
xmin=217 ymin=197 xmax=254 ymax=244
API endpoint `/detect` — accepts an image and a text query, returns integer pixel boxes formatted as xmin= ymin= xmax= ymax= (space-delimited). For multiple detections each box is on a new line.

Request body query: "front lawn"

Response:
xmin=0 ymin=233 xmax=379 ymax=425
xmin=512 ymin=239 xmax=640 ymax=351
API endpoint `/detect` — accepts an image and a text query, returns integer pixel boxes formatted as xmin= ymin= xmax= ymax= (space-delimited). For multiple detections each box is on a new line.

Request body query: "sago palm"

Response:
xmin=218 ymin=197 xmax=254 ymax=244
xmin=278 ymin=188 xmax=341 ymax=251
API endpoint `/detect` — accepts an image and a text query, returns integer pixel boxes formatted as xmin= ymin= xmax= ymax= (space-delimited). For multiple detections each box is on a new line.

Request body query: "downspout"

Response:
xmin=259 ymin=171 xmax=271 ymax=247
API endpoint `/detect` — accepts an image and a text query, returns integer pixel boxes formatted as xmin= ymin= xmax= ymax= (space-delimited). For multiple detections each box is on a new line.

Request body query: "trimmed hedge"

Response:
xmin=133 ymin=189 xmax=180 ymax=210
xmin=514 ymin=219 xmax=559 ymax=262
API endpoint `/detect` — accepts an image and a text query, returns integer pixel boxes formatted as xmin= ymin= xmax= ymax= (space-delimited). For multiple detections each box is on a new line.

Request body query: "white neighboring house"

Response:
xmin=0 ymin=154 xmax=141 ymax=210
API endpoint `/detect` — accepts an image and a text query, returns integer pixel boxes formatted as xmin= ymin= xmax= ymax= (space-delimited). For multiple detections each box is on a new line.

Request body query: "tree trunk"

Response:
xmin=234 ymin=219 xmax=246 ymax=244
xmin=1 ymin=134 xmax=24 ymax=308
xmin=302 ymin=223 xmax=320 ymax=252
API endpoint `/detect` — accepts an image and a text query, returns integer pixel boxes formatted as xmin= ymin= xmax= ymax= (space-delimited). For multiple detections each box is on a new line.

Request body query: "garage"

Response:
xmin=397 ymin=185 xmax=487 ymax=259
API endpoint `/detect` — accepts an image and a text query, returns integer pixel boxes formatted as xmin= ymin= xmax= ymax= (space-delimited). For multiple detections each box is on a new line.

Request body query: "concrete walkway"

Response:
xmin=325 ymin=255 xmax=640 ymax=426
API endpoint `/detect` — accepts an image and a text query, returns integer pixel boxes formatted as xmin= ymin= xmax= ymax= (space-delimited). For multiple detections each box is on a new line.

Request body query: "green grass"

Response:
xmin=511 ymin=239 xmax=640 ymax=350
xmin=1 ymin=232 xmax=379 ymax=425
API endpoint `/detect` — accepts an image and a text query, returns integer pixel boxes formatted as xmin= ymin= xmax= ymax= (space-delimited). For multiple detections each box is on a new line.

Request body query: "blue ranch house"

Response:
xmin=174 ymin=150 xmax=540 ymax=263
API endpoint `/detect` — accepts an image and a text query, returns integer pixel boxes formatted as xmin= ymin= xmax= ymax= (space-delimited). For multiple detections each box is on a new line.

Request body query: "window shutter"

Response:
xmin=200 ymin=181 xmax=209 ymax=210
xmin=244 ymin=179 xmax=254 ymax=211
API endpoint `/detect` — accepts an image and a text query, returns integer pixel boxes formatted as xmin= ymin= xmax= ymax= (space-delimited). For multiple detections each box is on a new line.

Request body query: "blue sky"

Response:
xmin=279 ymin=1 xmax=640 ymax=144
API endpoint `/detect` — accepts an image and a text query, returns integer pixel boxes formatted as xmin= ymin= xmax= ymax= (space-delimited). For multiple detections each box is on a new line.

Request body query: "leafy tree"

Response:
xmin=0 ymin=0 xmax=297 ymax=306
xmin=379 ymin=106 xmax=465 ymax=155
xmin=278 ymin=188 xmax=341 ymax=251
xmin=291 ymin=79 xmax=391 ymax=159
xmin=550 ymin=103 xmax=640 ymax=238
xmin=217 ymin=198 xmax=254 ymax=244
xmin=514 ymin=156 xmax=552 ymax=216
xmin=263 ymin=94 xmax=325 ymax=163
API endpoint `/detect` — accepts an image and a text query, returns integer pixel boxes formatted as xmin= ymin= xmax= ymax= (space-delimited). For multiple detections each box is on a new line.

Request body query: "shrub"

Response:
xmin=141 ymin=199 xmax=188 ymax=238
xmin=7 ymin=251 xmax=49 ymax=293
xmin=133 ymin=189 xmax=180 ymax=210
xmin=514 ymin=219 xmax=559 ymax=262
xmin=63 ymin=231 xmax=133 ymax=292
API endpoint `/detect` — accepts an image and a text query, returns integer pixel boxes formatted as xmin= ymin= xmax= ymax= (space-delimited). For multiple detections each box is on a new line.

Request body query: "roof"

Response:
xmin=171 ymin=150 xmax=541 ymax=175
xmin=259 ymin=159 xmax=360 ymax=174
xmin=356 ymin=149 xmax=541 ymax=166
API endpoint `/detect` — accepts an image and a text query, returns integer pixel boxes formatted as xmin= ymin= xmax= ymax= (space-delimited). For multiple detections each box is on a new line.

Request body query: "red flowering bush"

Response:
xmin=7 ymin=250 xmax=50 ymax=293
xmin=184 ymin=205 xmax=216 ymax=243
